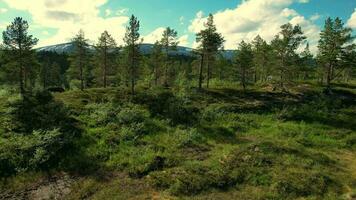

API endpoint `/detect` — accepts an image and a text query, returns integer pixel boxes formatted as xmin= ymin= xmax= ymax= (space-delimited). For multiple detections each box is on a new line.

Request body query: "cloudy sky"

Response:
xmin=0 ymin=0 xmax=355 ymax=52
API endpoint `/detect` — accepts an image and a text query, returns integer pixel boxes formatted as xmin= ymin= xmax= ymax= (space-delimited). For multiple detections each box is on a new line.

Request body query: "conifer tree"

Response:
xmin=2 ymin=17 xmax=38 ymax=95
xmin=160 ymin=27 xmax=178 ymax=87
xmin=196 ymin=14 xmax=224 ymax=89
xmin=271 ymin=23 xmax=306 ymax=90
xmin=40 ymin=60 xmax=62 ymax=89
xmin=236 ymin=41 xmax=254 ymax=91
xmin=68 ymin=30 xmax=91 ymax=91
xmin=299 ymin=43 xmax=315 ymax=80
xmin=95 ymin=31 xmax=117 ymax=88
xmin=123 ymin=15 xmax=141 ymax=95
xmin=149 ymin=41 xmax=164 ymax=86
xmin=252 ymin=35 xmax=271 ymax=82
xmin=318 ymin=17 xmax=354 ymax=90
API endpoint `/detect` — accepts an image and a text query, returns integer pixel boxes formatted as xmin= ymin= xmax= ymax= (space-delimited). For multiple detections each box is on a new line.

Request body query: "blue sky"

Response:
xmin=0 ymin=0 xmax=355 ymax=51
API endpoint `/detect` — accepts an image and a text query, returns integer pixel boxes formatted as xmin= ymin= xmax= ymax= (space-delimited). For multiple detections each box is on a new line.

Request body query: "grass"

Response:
xmin=1 ymin=82 xmax=356 ymax=199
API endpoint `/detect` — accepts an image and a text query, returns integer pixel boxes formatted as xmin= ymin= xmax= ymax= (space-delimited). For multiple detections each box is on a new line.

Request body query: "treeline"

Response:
xmin=0 ymin=14 xmax=355 ymax=96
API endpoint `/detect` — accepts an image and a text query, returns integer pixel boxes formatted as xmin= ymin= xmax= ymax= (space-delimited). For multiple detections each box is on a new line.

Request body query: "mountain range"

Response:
xmin=36 ymin=43 xmax=235 ymax=60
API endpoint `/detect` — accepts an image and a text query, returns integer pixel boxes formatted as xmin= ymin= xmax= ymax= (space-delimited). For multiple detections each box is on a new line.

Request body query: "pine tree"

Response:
xmin=68 ymin=30 xmax=91 ymax=91
xmin=271 ymin=23 xmax=306 ymax=90
xmin=160 ymin=27 xmax=178 ymax=87
xmin=236 ymin=41 xmax=254 ymax=91
xmin=95 ymin=31 xmax=117 ymax=88
xmin=123 ymin=15 xmax=141 ymax=95
xmin=2 ymin=17 xmax=38 ymax=95
xmin=318 ymin=17 xmax=354 ymax=90
xmin=299 ymin=43 xmax=315 ymax=80
xmin=149 ymin=41 xmax=164 ymax=86
xmin=196 ymin=14 xmax=224 ymax=89
xmin=40 ymin=60 xmax=62 ymax=89
xmin=252 ymin=35 xmax=271 ymax=82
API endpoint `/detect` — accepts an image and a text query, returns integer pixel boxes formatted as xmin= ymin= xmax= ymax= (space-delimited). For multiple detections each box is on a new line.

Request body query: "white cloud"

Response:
xmin=116 ymin=8 xmax=128 ymax=15
xmin=105 ymin=9 xmax=111 ymax=17
xmin=143 ymin=27 xmax=165 ymax=43
xmin=0 ymin=8 xmax=8 ymax=13
xmin=143 ymin=27 xmax=189 ymax=47
xmin=179 ymin=16 xmax=185 ymax=25
xmin=310 ymin=13 xmax=320 ymax=21
xmin=281 ymin=8 xmax=298 ymax=17
xmin=347 ymin=9 xmax=356 ymax=28
xmin=42 ymin=30 xmax=50 ymax=35
xmin=188 ymin=0 xmax=320 ymax=53
xmin=178 ymin=34 xmax=189 ymax=46
xmin=2 ymin=0 xmax=129 ymax=47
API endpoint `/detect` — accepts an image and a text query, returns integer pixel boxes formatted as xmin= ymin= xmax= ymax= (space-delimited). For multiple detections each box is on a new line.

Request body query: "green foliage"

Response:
xmin=235 ymin=40 xmax=254 ymax=90
xmin=318 ymin=17 xmax=355 ymax=88
xmin=10 ymin=91 xmax=79 ymax=134
xmin=2 ymin=17 xmax=39 ymax=94
xmin=68 ymin=30 xmax=92 ymax=90
xmin=0 ymin=91 xmax=81 ymax=178
xmin=123 ymin=15 xmax=141 ymax=95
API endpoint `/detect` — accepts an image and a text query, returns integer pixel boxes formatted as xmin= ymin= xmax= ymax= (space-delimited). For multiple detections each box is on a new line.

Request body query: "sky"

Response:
xmin=0 ymin=0 xmax=355 ymax=53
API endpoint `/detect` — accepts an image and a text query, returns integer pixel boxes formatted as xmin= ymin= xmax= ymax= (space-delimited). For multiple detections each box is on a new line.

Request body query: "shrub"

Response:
xmin=116 ymin=103 xmax=149 ymax=125
xmin=83 ymin=103 xmax=117 ymax=126
xmin=273 ymin=171 xmax=334 ymax=198
xmin=176 ymin=128 xmax=206 ymax=148
xmin=10 ymin=91 xmax=80 ymax=135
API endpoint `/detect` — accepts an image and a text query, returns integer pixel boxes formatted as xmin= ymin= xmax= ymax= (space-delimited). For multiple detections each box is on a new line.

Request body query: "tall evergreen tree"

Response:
xmin=2 ymin=17 xmax=38 ymax=95
xmin=299 ymin=43 xmax=315 ymax=80
xmin=196 ymin=14 xmax=224 ymax=89
xmin=236 ymin=41 xmax=254 ymax=91
xmin=271 ymin=23 xmax=306 ymax=90
xmin=123 ymin=15 xmax=141 ymax=95
xmin=68 ymin=30 xmax=91 ymax=91
xmin=95 ymin=31 xmax=117 ymax=88
xmin=318 ymin=17 xmax=354 ymax=90
xmin=252 ymin=35 xmax=271 ymax=83
xmin=160 ymin=27 xmax=178 ymax=87
xmin=40 ymin=59 xmax=62 ymax=89
xmin=149 ymin=41 xmax=164 ymax=86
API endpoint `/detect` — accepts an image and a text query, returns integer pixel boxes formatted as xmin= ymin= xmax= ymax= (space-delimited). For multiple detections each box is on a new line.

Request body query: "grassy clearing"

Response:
xmin=1 ymin=83 xmax=355 ymax=199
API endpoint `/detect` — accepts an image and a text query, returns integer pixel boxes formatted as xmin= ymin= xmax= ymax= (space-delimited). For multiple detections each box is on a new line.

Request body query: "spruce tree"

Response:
xmin=252 ymin=35 xmax=271 ymax=82
xmin=95 ymin=31 xmax=117 ymax=88
xmin=68 ymin=30 xmax=91 ymax=91
xmin=299 ymin=43 xmax=315 ymax=80
xmin=2 ymin=17 xmax=38 ymax=95
xmin=160 ymin=27 xmax=178 ymax=87
xmin=123 ymin=15 xmax=141 ymax=95
xmin=149 ymin=41 xmax=164 ymax=86
xmin=236 ymin=41 xmax=254 ymax=91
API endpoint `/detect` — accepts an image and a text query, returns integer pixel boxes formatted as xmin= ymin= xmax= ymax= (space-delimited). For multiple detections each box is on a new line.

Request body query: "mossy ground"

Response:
xmin=1 ymin=82 xmax=355 ymax=199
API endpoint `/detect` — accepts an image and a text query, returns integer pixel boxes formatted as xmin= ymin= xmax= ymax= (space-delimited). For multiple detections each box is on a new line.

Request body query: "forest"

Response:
xmin=0 ymin=13 xmax=355 ymax=200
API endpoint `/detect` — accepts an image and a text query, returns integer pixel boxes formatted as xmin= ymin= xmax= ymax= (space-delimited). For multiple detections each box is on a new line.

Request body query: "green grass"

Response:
xmin=1 ymin=82 xmax=356 ymax=199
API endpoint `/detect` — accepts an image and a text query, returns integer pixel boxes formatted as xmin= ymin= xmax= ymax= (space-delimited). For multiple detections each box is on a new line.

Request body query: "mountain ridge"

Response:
xmin=36 ymin=42 xmax=235 ymax=60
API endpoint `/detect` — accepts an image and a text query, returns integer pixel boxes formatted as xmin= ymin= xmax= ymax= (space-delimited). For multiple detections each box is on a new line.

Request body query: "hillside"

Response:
xmin=36 ymin=43 xmax=236 ymax=60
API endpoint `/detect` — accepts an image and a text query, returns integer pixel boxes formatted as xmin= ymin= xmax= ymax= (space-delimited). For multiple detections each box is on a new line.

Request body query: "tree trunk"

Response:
xmin=326 ymin=62 xmax=332 ymax=89
xmin=19 ymin=66 xmax=24 ymax=95
xmin=104 ymin=45 xmax=107 ymax=88
xmin=198 ymin=53 xmax=204 ymax=90
xmin=131 ymin=46 xmax=135 ymax=95
xmin=242 ymin=67 xmax=246 ymax=91
xmin=254 ymin=66 xmax=257 ymax=83
xmin=206 ymin=54 xmax=210 ymax=88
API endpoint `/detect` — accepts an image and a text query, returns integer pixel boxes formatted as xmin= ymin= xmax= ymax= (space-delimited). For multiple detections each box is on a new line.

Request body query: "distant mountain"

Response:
xmin=36 ymin=42 xmax=235 ymax=60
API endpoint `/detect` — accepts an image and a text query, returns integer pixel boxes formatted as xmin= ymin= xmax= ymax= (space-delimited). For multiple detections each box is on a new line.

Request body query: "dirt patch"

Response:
xmin=0 ymin=173 xmax=77 ymax=200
